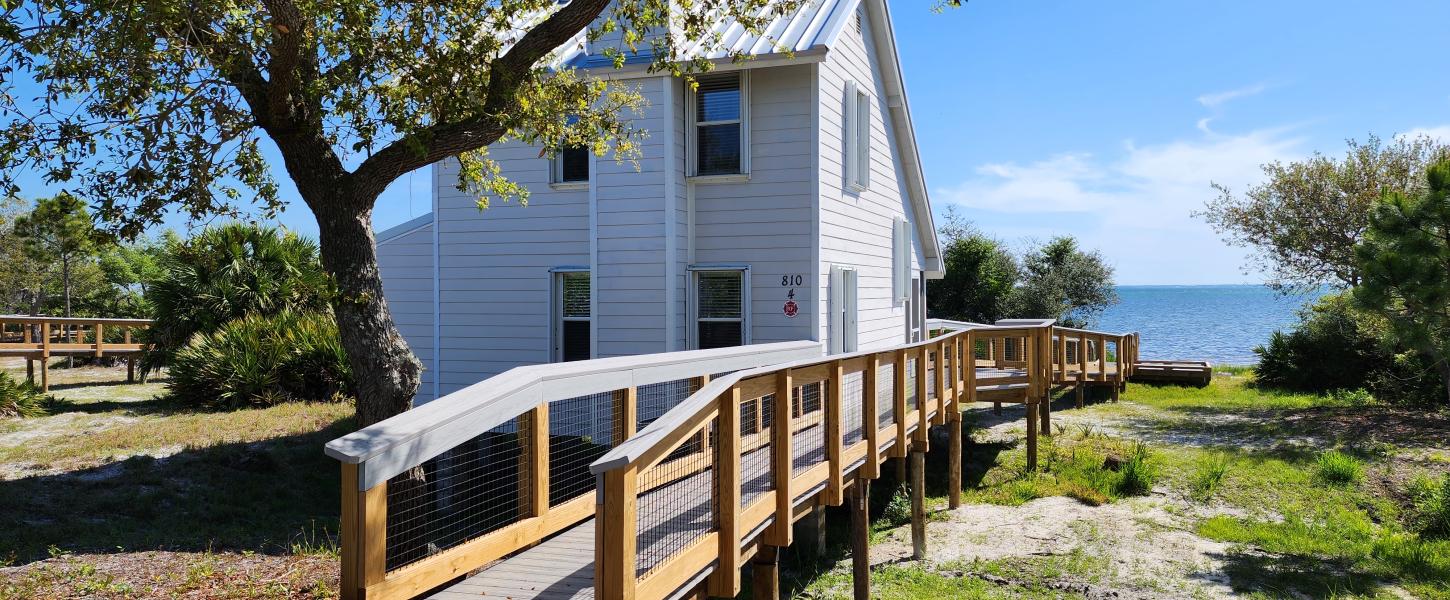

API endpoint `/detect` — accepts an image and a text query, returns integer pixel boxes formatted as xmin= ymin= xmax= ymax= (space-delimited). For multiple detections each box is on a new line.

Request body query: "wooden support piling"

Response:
xmin=948 ymin=414 xmax=963 ymax=510
xmin=849 ymin=476 xmax=871 ymax=600
xmin=1025 ymin=399 xmax=1039 ymax=471
xmin=909 ymin=445 xmax=926 ymax=560
xmin=751 ymin=546 xmax=780 ymax=600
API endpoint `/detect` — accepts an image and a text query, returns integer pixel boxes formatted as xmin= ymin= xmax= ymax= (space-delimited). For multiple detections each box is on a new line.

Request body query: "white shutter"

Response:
xmin=844 ymin=81 xmax=859 ymax=188
xmin=893 ymin=217 xmax=909 ymax=303
xmin=856 ymin=89 xmax=871 ymax=188
xmin=830 ymin=266 xmax=845 ymax=355
xmin=844 ymin=269 xmax=858 ymax=352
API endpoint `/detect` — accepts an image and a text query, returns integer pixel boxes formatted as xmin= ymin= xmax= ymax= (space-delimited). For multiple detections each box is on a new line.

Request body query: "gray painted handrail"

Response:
xmin=325 ymin=340 xmax=822 ymax=490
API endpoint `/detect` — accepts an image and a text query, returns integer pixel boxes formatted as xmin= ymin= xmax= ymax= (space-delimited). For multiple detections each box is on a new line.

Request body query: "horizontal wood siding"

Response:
xmin=433 ymin=142 xmax=590 ymax=393
xmin=597 ymin=77 xmax=669 ymax=358
xmin=816 ymin=8 xmax=923 ymax=351
xmin=377 ymin=223 xmax=437 ymax=403
xmin=693 ymin=65 xmax=816 ymax=345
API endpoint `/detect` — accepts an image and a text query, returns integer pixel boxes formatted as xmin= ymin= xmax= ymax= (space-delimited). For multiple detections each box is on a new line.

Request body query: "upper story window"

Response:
xmin=845 ymin=81 xmax=871 ymax=191
xmin=554 ymin=145 xmax=589 ymax=184
xmin=552 ymin=116 xmax=589 ymax=185
xmin=689 ymin=73 xmax=749 ymax=177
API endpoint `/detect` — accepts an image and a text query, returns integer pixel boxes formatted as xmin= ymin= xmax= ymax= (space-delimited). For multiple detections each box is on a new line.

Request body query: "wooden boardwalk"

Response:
xmin=427 ymin=417 xmax=841 ymax=599
xmin=426 ymin=367 xmax=1035 ymax=600
xmin=329 ymin=321 xmax=1142 ymax=600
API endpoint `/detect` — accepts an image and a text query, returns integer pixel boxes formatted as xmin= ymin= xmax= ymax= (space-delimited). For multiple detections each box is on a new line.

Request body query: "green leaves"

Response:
xmin=1353 ymin=158 xmax=1450 ymax=404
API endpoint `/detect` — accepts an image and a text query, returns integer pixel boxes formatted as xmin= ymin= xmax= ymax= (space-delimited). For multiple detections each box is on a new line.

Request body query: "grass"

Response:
xmin=0 ymin=360 xmax=349 ymax=570
xmin=1316 ymin=449 xmax=1365 ymax=486
xmin=1188 ymin=451 xmax=1230 ymax=502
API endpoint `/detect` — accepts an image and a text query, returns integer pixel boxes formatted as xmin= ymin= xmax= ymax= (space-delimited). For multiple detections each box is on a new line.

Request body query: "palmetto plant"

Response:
xmin=143 ymin=223 xmax=332 ymax=374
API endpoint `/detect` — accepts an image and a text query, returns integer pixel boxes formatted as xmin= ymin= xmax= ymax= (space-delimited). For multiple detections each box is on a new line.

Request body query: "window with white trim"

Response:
xmin=553 ymin=145 xmax=589 ymax=184
xmin=689 ymin=73 xmax=749 ymax=177
xmin=691 ymin=268 xmax=748 ymax=349
xmin=552 ymin=116 xmax=589 ymax=184
xmin=892 ymin=217 xmax=911 ymax=304
xmin=554 ymin=271 xmax=590 ymax=361
xmin=845 ymin=81 xmax=871 ymax=190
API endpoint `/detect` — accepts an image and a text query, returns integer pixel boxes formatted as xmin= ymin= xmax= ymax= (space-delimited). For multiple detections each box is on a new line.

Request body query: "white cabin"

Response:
xmin=377 ymin=0 xmax=943 ymax=403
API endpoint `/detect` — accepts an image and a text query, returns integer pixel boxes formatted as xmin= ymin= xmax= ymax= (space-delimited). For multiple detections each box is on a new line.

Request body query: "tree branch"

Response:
xmin=350 ymin=0 xmax=613 ymax=198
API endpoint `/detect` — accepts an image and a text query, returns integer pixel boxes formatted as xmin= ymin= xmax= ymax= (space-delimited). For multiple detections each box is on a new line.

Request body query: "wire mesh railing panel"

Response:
xmin=636 ymin=378 xmax=701 ymax=431
xmin=384 ymin=418 xmax=523 ymax=571
xmin=926 ymin=351 xmax=937 ymax=401
xmin=877 ymin=361 xmax=895 ymax=428
xmin=741 ymin=395 xmax=774 ymax=507
xmin=636 ymin=416 xmax=719 ymax=579
xmin=905 ymin=357 xmax=918 ymax=411
xmin=842 ymin=370 xmax=864 ymax=447
xmin=548 ymin=392 xmax=617 ymax=507
xmin=791 ymin=382 xmax=827 ymax=476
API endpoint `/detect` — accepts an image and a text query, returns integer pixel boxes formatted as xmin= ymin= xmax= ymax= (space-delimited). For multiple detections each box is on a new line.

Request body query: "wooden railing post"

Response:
xmin=914 ymin=345 xmax=929 ymax=448
xmin=596 ymin=466 xmax=638 ymax=600
xmin=613 ymin=387 xmax=638 ymax=446
xmin=94 ymin=322 xmax=104 ymax=358
xmin=825 ymin=360 xmax=845 ymax=505
xmin=1097 ymin=334 xmax=1108 ymax=382
xmin=520 ymin=404 xmax=550 ymax=518
xmin=340 ymin=463 xmax=387 ymax=600
xmin=1038 ymin=326 xmax=1051 ymax=436
xmin=767 ymin=369 xmax=794 ymax=546
xmin=892 ymin=349 xmax=908 ymax=458
xmin=932 ymin=341 xmax=947 ymax=425
xmin=710 ymin=386 xmax=742 ymax=598
xmin=863 ymin=355 xmax=881 ymax=480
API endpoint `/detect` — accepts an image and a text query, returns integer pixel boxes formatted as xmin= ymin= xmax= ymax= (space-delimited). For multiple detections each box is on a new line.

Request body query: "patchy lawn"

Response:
xmin=781 ymin=374 xmax=1450 ymax=599
xmin=0 ymin=359 xmax=347 ymax=598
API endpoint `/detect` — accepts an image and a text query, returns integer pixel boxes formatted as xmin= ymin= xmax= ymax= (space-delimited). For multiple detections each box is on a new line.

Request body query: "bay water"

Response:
xmin=1093 ymin=285 xmax=1323 ymax=366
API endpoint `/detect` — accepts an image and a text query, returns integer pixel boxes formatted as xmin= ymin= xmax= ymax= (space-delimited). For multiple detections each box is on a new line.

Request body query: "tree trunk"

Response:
xmin=312 ymin=200 xmax=423 ymax=429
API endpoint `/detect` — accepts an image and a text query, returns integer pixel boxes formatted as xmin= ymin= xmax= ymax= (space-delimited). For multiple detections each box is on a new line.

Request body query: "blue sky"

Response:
xmin=10 ymin=1 xmax=1450 ymax=285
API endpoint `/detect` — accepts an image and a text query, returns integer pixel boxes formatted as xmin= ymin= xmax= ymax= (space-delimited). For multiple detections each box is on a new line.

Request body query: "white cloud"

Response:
xmin=932 ymin=95 xmax=1307 ymax=284
xmin=1400 ymin=125 xmax=1450 ymax=143
xmin=1196 ymin=83 xmax=1268 ymax=109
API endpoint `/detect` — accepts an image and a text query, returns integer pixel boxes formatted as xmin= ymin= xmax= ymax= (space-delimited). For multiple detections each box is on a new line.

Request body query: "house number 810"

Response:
xmin=781 ymin=275 xmax=803 ymax=286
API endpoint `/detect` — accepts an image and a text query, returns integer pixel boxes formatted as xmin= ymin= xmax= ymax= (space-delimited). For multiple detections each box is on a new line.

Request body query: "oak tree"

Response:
xmin=1199 ymin=134 xmax=1448 ymax=293
xmin=0 ymin=0 xmax=797 ymax=427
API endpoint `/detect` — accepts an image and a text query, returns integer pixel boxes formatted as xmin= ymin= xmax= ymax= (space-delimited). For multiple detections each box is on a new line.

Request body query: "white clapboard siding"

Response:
xmin=693 ymin=64 xmax=817 ymax=345
xmin=432 ymin=139 xmax=590 ymax=394
xmin=816 ymin=3 xmax=924 ymax=351
xmin=376 ymin=216 xmax=437 ymax=403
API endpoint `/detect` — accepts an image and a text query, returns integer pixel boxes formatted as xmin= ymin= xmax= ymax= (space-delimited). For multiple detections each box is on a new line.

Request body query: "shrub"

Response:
xmin=144 ymin=223 xmax=332 ymax=373
xmin=0 ymin=371 xmax=51 ymax=418
xmin=1116 ymin=442 xmax=1157 ymax=496
xmin=880 ymin=484 xmax=912 ymax=526
xmin=1190 ymin=452 xmax=1231 ymax=502
xmin=168 ymin=310 xmax=352 ymax=408
xmin=1314 ymin=450 xmax=1364 ymax=486
xmin=1407 ymin=473 xmax=1450 ymax=539
xmin=1254 ymin=292 xmax=1443 ymax=404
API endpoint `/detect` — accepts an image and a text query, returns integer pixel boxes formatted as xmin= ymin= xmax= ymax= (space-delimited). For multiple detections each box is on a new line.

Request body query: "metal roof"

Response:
xmin=559 ymin=0 xmax=858 ymax=69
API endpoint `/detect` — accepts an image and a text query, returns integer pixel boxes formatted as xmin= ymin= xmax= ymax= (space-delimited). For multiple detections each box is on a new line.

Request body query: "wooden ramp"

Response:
xmin=329 ymin=320 xmax=1143 ymax=600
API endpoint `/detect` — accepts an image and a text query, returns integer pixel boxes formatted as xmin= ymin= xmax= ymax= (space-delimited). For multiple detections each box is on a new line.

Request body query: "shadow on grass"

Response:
xmin=0 ymin=414 xmax=353 ymax=565
xmin=1200 ymin=550 xmax=1389 ymax=599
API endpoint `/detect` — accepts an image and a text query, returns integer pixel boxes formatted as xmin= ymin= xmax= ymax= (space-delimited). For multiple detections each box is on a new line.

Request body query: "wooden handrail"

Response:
xmin=590 ymin=320 xmax=1072 ymax=600
xmin=327 ymin=341 xmax=822 ymax=600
